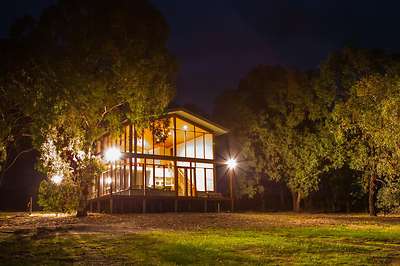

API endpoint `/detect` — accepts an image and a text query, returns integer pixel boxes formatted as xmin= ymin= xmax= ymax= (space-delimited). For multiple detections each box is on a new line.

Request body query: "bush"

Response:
xmin=37 ymin=179 xmax=79 ymax=213
xmin=377 ymin=181 xmax=400 ymax=214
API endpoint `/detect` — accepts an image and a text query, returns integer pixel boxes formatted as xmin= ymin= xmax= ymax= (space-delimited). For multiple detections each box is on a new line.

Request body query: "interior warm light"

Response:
xmin=226 ymin=158 xmax=237 ymax=169
xmin=51 ymin=174 xmax=63 ymax=185
xmin=105 ymin=177 xmax=112 ymax=185
xmin=182 ymin=125 xmax=188 ymax=131
xmin=104 ymin=147 xmax=121 ymax=162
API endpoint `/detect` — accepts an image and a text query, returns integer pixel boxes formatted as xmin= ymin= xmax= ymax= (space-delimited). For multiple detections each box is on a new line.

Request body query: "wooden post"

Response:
xmin=142 ymin=198 xmax=147 ymax=213
xmin=130 ymin=124 xmax=134 ymax=191
xmin=230 ymin=170 xmax=234 ymax=212
xmin=29 ymin=196 xmax=32 ymax=215
xmin=173 ymin=117 xmax=178 ymax=197
xmin=97 ymin=200 xmax=100 ymax=212
xmin=174 ymin=199 xmax=178 ymax=212
xmin=110 ymin=197 xmax=113 ymax=214
xmin=217 ymin=202 xmax=220 ymax=213
xmin=110 ymin=164 xmax=113 ymax=195
xmin=204 ymin=199 xmax=208 ymax=212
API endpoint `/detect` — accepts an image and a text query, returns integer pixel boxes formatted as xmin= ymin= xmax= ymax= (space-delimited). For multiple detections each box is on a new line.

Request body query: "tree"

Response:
xmin=6 ymin=0 xmax=176 ymax=216
xmin=321 ymin=48 xmax=400 ymax=216
xmin=215 ymin=66 xmax=331 ymax=211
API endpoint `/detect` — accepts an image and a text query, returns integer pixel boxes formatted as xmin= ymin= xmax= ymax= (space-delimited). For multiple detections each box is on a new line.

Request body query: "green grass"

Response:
xmin=0 ymin=213 xmax=399 ymax=265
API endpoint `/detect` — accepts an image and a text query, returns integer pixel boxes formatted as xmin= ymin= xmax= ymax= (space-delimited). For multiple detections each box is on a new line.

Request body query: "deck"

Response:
xmin=88 ymin=189 xmax=231 ymax=213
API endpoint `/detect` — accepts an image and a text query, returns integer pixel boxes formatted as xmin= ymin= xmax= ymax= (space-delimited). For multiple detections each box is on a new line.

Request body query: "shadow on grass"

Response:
xmin=320 ymin=215 xmax=400 ymax=226
xmin=0 ymin=225 xmax=399 ymax=265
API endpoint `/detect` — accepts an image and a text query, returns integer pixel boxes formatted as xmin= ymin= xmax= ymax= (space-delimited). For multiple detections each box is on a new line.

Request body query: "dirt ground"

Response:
xmin=1 ymin=212 xmax=400 ymax=265
xmin=1 ymin=211 xmax=400 ymax=234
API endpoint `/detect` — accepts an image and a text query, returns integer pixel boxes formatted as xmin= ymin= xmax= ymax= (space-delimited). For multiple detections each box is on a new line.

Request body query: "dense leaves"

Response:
xmin=215 ymin=48 xmax=400 ymax=214
xmin=37 ymin=179 xmax=79 ymax=213
xmin=215 ymin=66 xmax=331 ymax=211
xmin=1 ymin=0 xmax=176 ymax=216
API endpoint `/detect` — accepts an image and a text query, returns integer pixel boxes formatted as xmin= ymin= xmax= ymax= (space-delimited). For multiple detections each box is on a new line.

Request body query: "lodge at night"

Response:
xmin=89 ymin=108 xmax=230 ymax=213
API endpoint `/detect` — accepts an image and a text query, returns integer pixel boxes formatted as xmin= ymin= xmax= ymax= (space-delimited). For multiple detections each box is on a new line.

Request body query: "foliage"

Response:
xmin=215 ymin=48 xmax=400 ymax=214
xmin=214 ymin=66 xmax=332 ymax=211
xmin=2 ymin=0 xmax=176 ymax=215
xmin=377 ymin=179 xmax=400 ymax=214
xmin=37 ymin=179 xmax=79 ymax=213
xmin=324 ymin=48 xmax=400 ymax=215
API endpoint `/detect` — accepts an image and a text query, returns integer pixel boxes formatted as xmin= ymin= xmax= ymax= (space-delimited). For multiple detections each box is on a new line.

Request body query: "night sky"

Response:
xmin=1 ymin=0 xmax=400 ymax=112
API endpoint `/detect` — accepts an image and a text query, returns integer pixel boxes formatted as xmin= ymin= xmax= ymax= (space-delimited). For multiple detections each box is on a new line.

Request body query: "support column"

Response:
xmin=204 ymin=199 xmax=208 ymax=212
xmin=173 ymin=117 xmax=178 ymax=197
xmin=174 ymin=199 xmax=178 ymax=212
xmin=142 ymin=198 xmax=147 ymax=213
xmin=129 ymin=125 xmax=134 ymax=191
xmin=230 ymin=170 xmax=234 ymax=212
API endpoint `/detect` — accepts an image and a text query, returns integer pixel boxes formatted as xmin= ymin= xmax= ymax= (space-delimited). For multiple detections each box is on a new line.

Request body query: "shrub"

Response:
xmin=377 ymin=180 xmax=400 ymax=214
xmin=37 ymin=179 xmax=79 ymax=213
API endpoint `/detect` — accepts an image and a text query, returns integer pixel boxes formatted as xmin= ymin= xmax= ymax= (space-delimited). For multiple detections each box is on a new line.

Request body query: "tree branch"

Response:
xmin=96 ymin=101 xmax=126 ymax=127
xmin=3 ymin=148 xmax=34 ymax=173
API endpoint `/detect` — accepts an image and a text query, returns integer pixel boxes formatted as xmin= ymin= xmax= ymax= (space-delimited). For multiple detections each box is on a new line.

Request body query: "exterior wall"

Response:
xmin=92 ymin=114 xmax=218 ymax=199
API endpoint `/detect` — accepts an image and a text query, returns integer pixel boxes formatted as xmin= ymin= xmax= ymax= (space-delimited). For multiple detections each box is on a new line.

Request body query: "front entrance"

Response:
xmin=177 ymin=167 xmax=196 ymax=196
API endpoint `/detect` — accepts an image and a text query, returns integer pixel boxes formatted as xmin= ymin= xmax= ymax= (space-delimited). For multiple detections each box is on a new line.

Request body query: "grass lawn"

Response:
xmin=0 ymin=212 xmax=399 ymax=265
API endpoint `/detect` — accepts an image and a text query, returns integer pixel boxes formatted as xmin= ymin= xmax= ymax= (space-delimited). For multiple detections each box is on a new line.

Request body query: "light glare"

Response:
xmin=51 ymin=174 xmax=63 ymax=185
xmin=226 ymin=158 xmax=237 ymax=169
xmin=104 ymin=147 xmax=121 ymax=162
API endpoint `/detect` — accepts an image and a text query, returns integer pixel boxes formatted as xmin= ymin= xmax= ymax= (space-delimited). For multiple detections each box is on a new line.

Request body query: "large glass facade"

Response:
xmin=175 ymin=118 xmax=213 ymax=159
xmin=95 ymin=115 xmax=216 ymax=197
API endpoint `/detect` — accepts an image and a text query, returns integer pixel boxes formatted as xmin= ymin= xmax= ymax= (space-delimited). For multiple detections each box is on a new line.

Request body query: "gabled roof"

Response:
xmin=167 ymin=108 xmax=228 ymax=136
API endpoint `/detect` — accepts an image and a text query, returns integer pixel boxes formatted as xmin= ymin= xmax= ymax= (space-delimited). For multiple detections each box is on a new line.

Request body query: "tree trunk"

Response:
xmin=76 ymin=183 xmax=88 ymax=217
xmin=292 ymin=191 xmax=301 ymax=212
xmin=369 ymin=175 xmax=377 ymax=216
xmin=261 ymin=192 xmax=266 ymax=211
xmin=279 ymin=189 xmax=285 ymax=210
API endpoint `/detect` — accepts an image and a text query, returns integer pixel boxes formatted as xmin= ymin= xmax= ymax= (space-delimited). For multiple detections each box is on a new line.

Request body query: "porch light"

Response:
xmin=104 ymin=147 xmax=121 ymax=162
xmin=51 ymin=174 xmax=63 ymax=185
xmin=226 ymin=158 xmax=237 ymax=169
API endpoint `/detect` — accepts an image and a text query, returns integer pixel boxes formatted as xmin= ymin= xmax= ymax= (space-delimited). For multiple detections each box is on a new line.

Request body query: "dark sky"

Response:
xmin=1 ymin=1 xmax=400 ymax=112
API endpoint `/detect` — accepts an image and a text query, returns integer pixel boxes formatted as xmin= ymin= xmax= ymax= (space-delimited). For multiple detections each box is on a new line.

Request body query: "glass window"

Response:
xmin=195 ymin=131 xmax=204 ymax=159
xmin=163 ymin=160 xmax=175 ymax=191
xmin=143 ymin=129 xmax=153 ymax=155
xmin=135 ymin=158 xmax=145 ymax=188
xmin=205 ymin=134 xmax=213 ymax=159
xmin=177 ymin=161 xmax=190 ymax=167
xmin=136 ymin=131 xmax=143 ymax=154
xmin=176 ymin=129 xmax=186 ymax=157
xmin=206 ymin=168 xmax=214 ymax=191
xmin=175 ymin=118 xmax=196 ymax=158
xmin=145 ymin=159 xmax=154 ymax=188
xmin=196 ymin=168 xmax=205 ymax=191
xmin=186 ymin=130 xmax=195 ymax=157
xmin=153 ymin=140 xmax=165 ymax=156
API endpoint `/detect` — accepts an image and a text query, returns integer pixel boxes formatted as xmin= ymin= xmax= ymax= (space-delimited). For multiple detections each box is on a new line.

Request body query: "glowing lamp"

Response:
xmin=105 ymin=177 xmax=112 ymax=185
xmin=104 ymin=147 xmax=121 ymax=162
xmin=51 ymin=174 xmax=63 ymax=185
xmin=226 ymin=158 xmax=237 ymax=169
